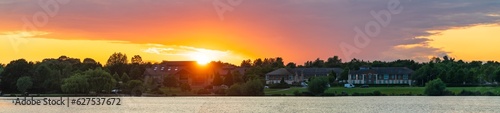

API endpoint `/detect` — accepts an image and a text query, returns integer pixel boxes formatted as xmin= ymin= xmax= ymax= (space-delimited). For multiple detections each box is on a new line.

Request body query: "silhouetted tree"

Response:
xmin=131 ymin=55 xmax=142 ymax=64
xmin=0 ymin=59 xmax=34 ymax=93
xmin=286 ymin=62 xmax=297 ymax=68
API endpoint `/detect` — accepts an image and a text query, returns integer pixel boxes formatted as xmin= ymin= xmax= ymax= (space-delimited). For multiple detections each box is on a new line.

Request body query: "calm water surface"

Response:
xmin=1 ymin=96 xmax=499 ymax=113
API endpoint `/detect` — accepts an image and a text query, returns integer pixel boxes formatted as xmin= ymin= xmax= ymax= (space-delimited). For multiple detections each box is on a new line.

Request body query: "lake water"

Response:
xmin=1 ymin=96 xmax=499 ymax=113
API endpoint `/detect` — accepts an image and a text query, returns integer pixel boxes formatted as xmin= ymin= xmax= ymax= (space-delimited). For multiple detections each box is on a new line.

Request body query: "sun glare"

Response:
xmin=196 ymin=56 xmax=210 ymax=65
xmin=189 ymin=53 xmax=211 ymax=65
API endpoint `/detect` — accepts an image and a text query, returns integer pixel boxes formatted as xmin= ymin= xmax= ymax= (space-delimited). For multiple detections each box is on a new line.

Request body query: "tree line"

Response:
xmin=238 ymin=55 xmax=500 ymax=87
xmin=0 ymin=53 xmax=152 ymax=95
xmin=1 ymin=54 xmax=500 ymax=95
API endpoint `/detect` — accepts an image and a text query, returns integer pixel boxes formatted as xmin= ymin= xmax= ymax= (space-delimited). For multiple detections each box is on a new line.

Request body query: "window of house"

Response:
xmin=384 ymin=74 xmax=389 ymax=80
xmin=403 ymin=74 xmax=408 ymax=80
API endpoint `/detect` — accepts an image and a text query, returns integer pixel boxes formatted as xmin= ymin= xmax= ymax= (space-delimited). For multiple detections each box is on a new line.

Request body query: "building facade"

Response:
xmin=348 ymin=67 xmax=414 ymax=85
xmin=143 ymin=61 xmax=212 ymax=87
xmin=265 ymin=68 xmax=343 ymax=84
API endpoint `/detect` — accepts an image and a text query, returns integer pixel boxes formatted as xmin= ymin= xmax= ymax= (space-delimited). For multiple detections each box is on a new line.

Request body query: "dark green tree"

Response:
xmin=105 ymin=52 xmax=128 ymax=76
xmin=328 ymin=71 xmax=337 ymax=84
xmin=127 ymin=80 xmax=143 ymax=95
xmin=340 ymin=68 xmax=349 ymax=81
xmin=16 ymin=76 xmax=33 ymax=93
xmin=424 ymin=78 xmax=447 ymax=96
xmin=31 ymin=64 xmax=52 ymax=93
xmin=273 ymin=57 xmax=285 ymax=68
xmin=0 ymin=65 xmax=3 ymax=75
xmin=85 ymin=68 xmax=116 ymax=93
xmin=232 ymin=71 xmax=244 ymax=84
xmin=223 ymin=73 xmax=234 ymax=86
xmin=212 ymin=73 xmax=223 ymax=86
xmin=0 ymin=59 xmax=34 ymax=93
xmin=280 ymin=77 xmax=286 ymax=84
xmin=113 ymin=73 xmax=121 ymax=82
xmin=253 ymin=58 xmax=263 ymax=67
xmin=226 ymin=83 xmax=243 ymax=96
xmin=312 ymin=58 xmax=325 ymax=67
xmin=286 ymin=62 xmax=297 ymax=68
xmin=61 ymin=73 xmax=89 ymax=94
xmin=240 ymin=59 xmax=252 ymax=67
xmin=80 ymin=58 xmax=102 ymax=71
xmin=240 ymin=79 xmax=264 ymax=96
xmin=307 ymin=77 xmax=329 ymax=95
xmin=83 ymin=58 xmax=97 ymax=64
xmin=325 ymin=56 xmax=342 ymax=67
xmin=128 ymin=66 xmax=143 ymax=80
xmin=121 ymin=73 xmax=130 ymax=83
xmin=495 ymin=69 xmax=500 ymax=83
xmin=106 ymin=52 xmax=128 ymax=66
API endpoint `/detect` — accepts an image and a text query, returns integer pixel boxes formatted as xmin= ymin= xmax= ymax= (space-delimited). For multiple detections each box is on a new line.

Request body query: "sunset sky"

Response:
xmin=1 ymin=0 xmax=499 ymax=65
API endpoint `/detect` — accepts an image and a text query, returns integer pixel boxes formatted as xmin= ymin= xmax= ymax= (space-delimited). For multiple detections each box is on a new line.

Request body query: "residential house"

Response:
xmin=265 ymin=68 xmax=343 ymax=84
xmin=143 ymin=61 xmax=212 ymax=87
xmin=348 ymin=66 xmax=414 ymax=85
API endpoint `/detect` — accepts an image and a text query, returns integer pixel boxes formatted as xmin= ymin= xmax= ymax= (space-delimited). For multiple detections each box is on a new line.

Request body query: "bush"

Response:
xmin=301 ymin=92 xmax=315 ymax=96
xmin=270 ymin=94 xmax=282 ymax=96
xmin=291 ymin=82 xmax=302 ymax=87
xmin=307 ymin=77 xmax=329 ymax=95
xmin=373 ymin=91 xmax=382 ymax=96
xmin=180 ymin=83 xmax=191 ymax=92
xmin=293 ymin=90 xmax=301 ymax=96
xmin=214 ymin=89 xmax=226 ymax=95
xmin=321 ymin=93 xmax=336 ymax=96
xmin=338 ymin=91 xmax=348 ymax=96
xmin=352 ymin=92 xmax=374 ymax=96
xmin=204 ymin=85 xmax=213 ymax=90
xmin=128 ymin=80 xmax=143 ymax=90
xmin=240 ymin=79 xmax=265 ymax=96
xmin=269 ymin=83 xmax=290 ymax=89
xmin=269 ymin=77 xmax=291 ymax=89
xmin=399 ymin=92 xmax=414 ymax=96
xmin=458 ymin=90 xmax=474 ymax=96
xmin=226 ymin=84 xmax=243 ymax=96
xmin=131 ymin=89 xmax=143 ymax=96
xmin=483 ymin=91 xmax=496 ymax=96
xmin=424 ymin=78 xmax=448 ymax=96
xmin=197 ymin=89 xmax=211 ymax=95
xmin=443 ymin=90 xmax=455 ymax=96
xmin=148 ymin=87 xmax=163 ymax=94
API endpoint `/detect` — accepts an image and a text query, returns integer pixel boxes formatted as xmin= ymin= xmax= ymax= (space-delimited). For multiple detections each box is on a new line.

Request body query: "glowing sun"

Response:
xmin=190 ymin=53 xmax=211 ymax=65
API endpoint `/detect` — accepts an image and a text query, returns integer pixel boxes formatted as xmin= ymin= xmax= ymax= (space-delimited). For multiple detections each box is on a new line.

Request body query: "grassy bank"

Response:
xmin=265 ymin=87 xmax=500 ymax=96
